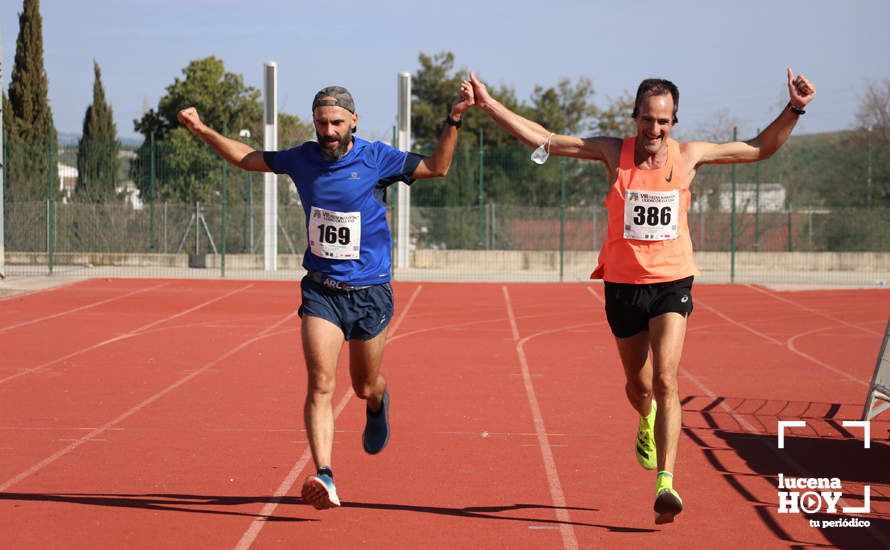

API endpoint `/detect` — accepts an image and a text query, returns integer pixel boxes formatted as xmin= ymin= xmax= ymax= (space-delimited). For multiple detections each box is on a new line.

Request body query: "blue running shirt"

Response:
xmin=264 ymin=137 xmax=421 ymax=286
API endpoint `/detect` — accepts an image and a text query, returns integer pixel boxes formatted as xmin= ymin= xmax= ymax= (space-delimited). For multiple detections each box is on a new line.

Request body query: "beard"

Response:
xmin=317 ymin=131 xmax=353 ymax=161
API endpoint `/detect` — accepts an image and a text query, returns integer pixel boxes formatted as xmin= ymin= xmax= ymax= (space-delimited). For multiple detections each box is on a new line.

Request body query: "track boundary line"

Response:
xmin=502 ymin=285 xmax=578 ymax=550
xmin=686 ymin=299 xmax=887 ymax=547
xmin=0 ymin=308 xmax=298 ymax=493
xmin=0 ymin=282 xmax=168 ymax=334
xmin=697 ymin=299 xmax=866 ymax=387
xmin=0 ymin=284 xmax=253 ymax=386
xmin=746 ymin=284 xmax=882 ymax=337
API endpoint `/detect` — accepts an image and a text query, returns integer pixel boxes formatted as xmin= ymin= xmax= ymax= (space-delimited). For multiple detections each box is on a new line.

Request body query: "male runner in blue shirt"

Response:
xmin=178 ymin=78 xmax=474 ymax=509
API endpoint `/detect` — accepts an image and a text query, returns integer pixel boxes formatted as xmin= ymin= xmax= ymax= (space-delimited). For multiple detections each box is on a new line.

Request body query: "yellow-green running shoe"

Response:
xmin=635 ymin=400 xmax=657 ymax=470
xmin=654 ymin=487 xmax=683 ymax=524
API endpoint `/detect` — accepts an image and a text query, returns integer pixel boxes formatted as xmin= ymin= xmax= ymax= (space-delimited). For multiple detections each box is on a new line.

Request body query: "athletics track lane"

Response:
xmin=0 ymin=279 xmax=887 ymax=548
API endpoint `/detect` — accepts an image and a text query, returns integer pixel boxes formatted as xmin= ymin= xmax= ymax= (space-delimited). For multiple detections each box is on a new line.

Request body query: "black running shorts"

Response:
xmin=603 ymin=276 xmax=694 ymax=338
xmin=299 ymin=276 xmax=394 ymax=340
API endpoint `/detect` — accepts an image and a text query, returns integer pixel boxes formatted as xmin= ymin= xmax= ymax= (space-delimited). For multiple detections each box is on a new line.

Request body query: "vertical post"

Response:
xmin=867 ymin=125 xmax=873 ymax=210
xmin=396 ymin=72 xmax=411 ymax=269
xmin=163 ymin=202 xmax=168 ymax=253
xmin=730 ymin=126 xmax=737 ymax=283
xmin=46 ymin=200 xmax=53 ymax=274
xmin=754 ymin=128 xmax=760 ymax=250
xmin=195 ymin=201 xmax=200 ymax=255
xmin=221 ymin=157 xmax=227 ymax=277
xmin=263 ymin=61 xmax=278 ymax=271
xmin=787 ymin=204 xmax=793 ymax=252
xmin=559 ymin=159 xmax=566 ymax=282
xmin=0 ymin=37 xmax=5 ymax=279
xmin=48 ymin=130 xmax=56 ymax=274
xmin=238 ymin=129 xmax=251 ymax=253
xmin=478 ymin=127 xmax=485 ymax=248
xmin=149 ymin=131 xmax=157 ymax=250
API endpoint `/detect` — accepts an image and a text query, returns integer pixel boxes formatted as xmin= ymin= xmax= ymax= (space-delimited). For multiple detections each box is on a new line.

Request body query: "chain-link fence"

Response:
xmin=2 ymin=136 xmax=888 ymax=286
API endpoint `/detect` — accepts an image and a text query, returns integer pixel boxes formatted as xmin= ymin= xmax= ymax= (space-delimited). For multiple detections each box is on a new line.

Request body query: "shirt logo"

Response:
xmin=350 ymin=172 xmax=359 ymax=180
xmin=681 ymin=295 xmax=689 ymax=303
xmin=665 ymin=167 xmax=673 ymax=183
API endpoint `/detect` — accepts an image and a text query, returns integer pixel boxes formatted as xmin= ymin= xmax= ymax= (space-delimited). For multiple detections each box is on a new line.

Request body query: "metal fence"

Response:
xmin=2 ymin=138 xmax=889 ymax=287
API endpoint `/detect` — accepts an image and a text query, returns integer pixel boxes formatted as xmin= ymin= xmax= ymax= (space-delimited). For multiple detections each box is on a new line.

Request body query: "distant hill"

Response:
xmin=58 ymin=131 xmax=143 ymax=148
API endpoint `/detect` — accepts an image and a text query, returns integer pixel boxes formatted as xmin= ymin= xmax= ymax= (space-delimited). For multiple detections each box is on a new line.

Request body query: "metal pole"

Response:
xmin=0 ymin=37 xmax=5 ymax=279
xmin=149 ymin=132 xmax=157 ymax=251
xmin=754 ymin=128 xmax=760 ymax=250
xmin=730 ymin=126 xmax=737 ymax=283
xmin=239 ymin=129 xmax=251 ymax=253
xmin=787 ymin=204 xmax=793 ymax=252
xmin=396 ymin=72 xmax=412 ymax=269
xmin=559 ymin=159 xmax=566 ymax=281
xmin=478 ymin=127 xmax=484 ymax=248
xmin=195 ymin=201 xmax=200 ymax=255
xmin=263 ymin=61 xmax=278 ymax=271
xmin=867 ymin=125 xmax=873 ymax=210
xmin=48 ymin=130 xmax=56 ymax=274
xmin=221 ymin=158 xmax=227 ymax=277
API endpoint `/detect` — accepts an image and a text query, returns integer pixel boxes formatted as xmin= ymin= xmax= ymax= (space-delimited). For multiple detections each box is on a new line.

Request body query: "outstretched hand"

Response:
xmin=469 ymin=71 xmax=493 ymax=109
xmin=451 ymin=78 xmax=476 ymax=117
xmin=177 ymin=107 xmax=204 ymax=134
xmin=787 ymin=68 xmax=816 ymax=108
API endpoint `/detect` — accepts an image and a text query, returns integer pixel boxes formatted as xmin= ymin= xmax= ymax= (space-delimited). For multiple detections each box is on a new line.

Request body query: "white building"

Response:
xmin=692 ymin=183 xmax=786 ymax=213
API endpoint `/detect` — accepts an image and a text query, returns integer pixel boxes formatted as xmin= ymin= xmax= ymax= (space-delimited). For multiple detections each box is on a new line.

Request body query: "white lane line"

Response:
xmin=697 ymin=298 xmax=866 ymax=386
xmin=502 ymin=285 xmax=578 ymax=550
xmin=0 ymin=307 xmax=297 ymax=493
xmin=786 ymin=328 xmax=868 ymax=386
xmin=745 ymin=284 xmax=882 ymax=337
xmin=684 ymin=298 xmax=886 ymax=547
xmin=0 ymin=282 xmax=169 ymax=333
xmin=0 ymin=284 xmax=254 ymax=386
xmin=232 ymin=284 xmax=424 ymax=550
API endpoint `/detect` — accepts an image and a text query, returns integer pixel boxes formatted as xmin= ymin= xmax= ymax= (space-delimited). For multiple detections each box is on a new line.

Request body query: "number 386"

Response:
xmin=633 ymin=206 xmax=671 ymax=226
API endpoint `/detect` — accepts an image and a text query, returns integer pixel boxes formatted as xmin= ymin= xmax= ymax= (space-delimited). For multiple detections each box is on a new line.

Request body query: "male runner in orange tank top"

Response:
xmin=469 ymin=69 xmax=815 ymax=524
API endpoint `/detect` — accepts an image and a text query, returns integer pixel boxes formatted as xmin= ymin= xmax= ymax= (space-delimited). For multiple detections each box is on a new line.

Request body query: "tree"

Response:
xmin=75 ymin=60 xmax=120 ymax=203
xmin=529 ymin=76 xmax=598 ymax=135
xmin=132 ymin=56 xmax=263 ymax=204
xmin=4 ymin=0 xmax=58 ymax=203
xmin=855 ymin=79 xmax=890 ymax=208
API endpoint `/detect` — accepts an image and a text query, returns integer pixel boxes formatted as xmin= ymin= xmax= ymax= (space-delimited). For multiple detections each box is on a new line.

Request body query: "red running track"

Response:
xmin=0 ymin=278 xmax=887 ymax=549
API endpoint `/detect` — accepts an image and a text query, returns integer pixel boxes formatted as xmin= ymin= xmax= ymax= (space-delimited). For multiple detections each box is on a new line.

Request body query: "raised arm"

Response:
xmin=688 ymin=68 xmax=816 ymax=167
xmin=411 ymin=80 xmax=475 ymax=179
xmin=469 ymin=72 xmax=616 ymax=163
xmin=177 ymin=107 xmax=271 ymax=172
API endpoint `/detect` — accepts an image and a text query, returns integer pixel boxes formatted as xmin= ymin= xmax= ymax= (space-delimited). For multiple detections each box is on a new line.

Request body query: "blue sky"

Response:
xmin=2 ymin=0 xmax=889 ymax=143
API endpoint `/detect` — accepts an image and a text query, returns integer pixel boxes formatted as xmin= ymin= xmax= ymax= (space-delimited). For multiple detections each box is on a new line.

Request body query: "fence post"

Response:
xmin=787 ymin=204 xmax=793 ymax=252
xmin=478 ymin=127 xmax=485 ymax=248
xmin=48 ymin=132 xmax=56 ymax=274
xmin=46 ymin=199 xmax=54 ymax=274
xmin=754 ymin=127 xmax=761 ymax=250
xmin=559 ymin=158 xmax=566 ymax=282
xmin=149 ymin=132 xmax=157 ymax=250
xmin=221 ymin=157 xmax=227 ymax=277
xmin=730 ymin=127 xmax=737 ymax=283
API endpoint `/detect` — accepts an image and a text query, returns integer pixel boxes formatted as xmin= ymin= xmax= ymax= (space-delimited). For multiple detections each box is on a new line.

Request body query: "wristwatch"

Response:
xmin=444 ymin=115 xmax=462 ymax=129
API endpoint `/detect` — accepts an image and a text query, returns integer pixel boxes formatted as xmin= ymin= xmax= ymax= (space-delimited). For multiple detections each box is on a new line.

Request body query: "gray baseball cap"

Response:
xmin=312 ymin=86 xmax=356 ymax=113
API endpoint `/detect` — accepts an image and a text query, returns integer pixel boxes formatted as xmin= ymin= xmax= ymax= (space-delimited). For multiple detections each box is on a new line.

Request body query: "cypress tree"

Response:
xmin=76 ymin=61 xmax=119 ymax=203
xmin=5 ymin=0 xmax=57 ymax=203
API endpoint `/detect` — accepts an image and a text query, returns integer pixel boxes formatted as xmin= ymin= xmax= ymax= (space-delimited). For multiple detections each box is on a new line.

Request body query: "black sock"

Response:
xmin=318 ymin=466 xmax=333 ymax=479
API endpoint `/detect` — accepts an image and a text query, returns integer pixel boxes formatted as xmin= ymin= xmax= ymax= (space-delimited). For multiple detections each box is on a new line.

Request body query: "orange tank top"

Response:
xmin=591 ymin=136 xmax=699 ymax=283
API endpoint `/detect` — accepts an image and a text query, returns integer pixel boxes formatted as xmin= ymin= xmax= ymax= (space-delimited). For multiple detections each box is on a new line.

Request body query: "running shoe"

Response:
xmin=636 ymin=400 xmax=657 ymax=470
xmin=363 ymin=390 xmax=390 ymax=454
xmin=301 ymin=472 xmax=340 ymax=509
xmin=654 ymin=487 xmax=683 ymax=524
